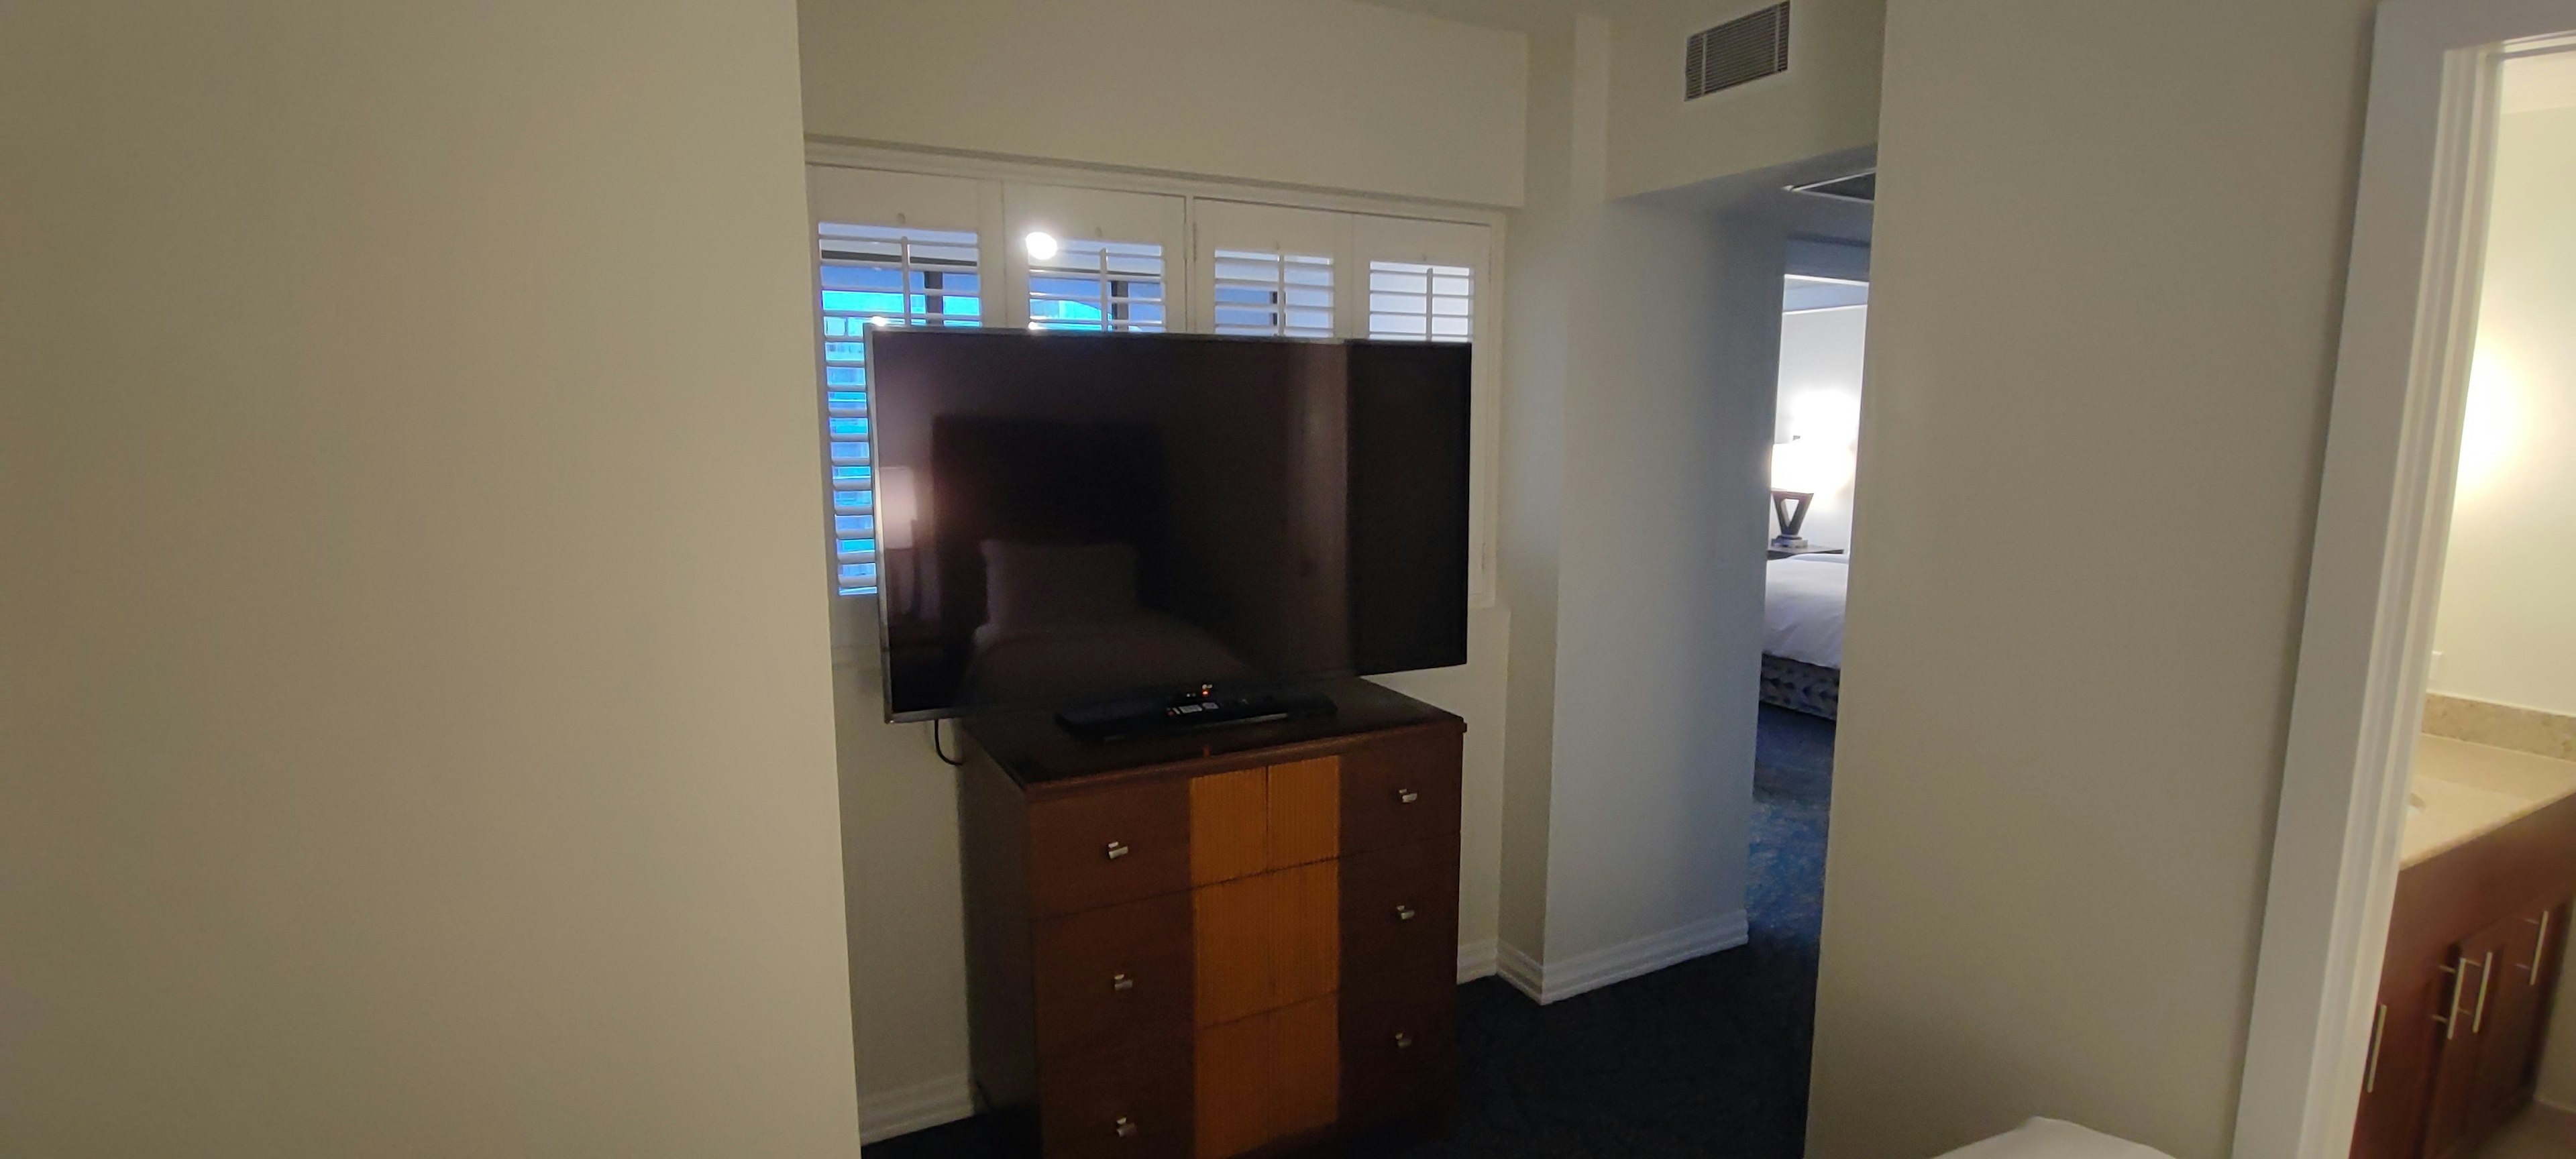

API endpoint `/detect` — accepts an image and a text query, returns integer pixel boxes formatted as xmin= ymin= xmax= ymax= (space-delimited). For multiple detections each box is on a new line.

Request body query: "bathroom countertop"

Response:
xmin=2403 ymin=734 xmax=2576 ymax=867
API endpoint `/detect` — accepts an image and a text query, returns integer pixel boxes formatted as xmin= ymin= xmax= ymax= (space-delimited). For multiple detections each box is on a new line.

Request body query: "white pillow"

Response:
xmin=1931 ymin=1119 xmax=2176 ymax=1159
xmin=981 ymin=541 xmax=1139 ymax=630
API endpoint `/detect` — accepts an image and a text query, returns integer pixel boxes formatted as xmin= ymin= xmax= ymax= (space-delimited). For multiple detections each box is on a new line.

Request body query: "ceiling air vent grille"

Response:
xmin=1685 ymin=3 xmax=1790 ymax=101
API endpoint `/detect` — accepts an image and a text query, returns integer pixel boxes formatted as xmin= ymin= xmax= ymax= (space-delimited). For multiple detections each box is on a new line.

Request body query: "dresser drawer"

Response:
xmin=1030 ymin=779 xmax=1191 ymax=919
xmin=1340 ymin=838 xmax=1459 ymax=979
xmin=1338 ymin=980 xmax=1455 ymax=1134
xmin=1039 ymin=1034 xmax=1194 ymax=1159
xmin=1034 ymin=892 xmax=1194 ymax=1060
xmin=1339 ymin=732 xmax=1462 ymax=857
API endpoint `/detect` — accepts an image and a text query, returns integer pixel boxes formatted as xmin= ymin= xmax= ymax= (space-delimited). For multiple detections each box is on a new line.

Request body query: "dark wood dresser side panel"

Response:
xmin=960 ymin=750 xmax=1038 ymax=1110
xmin=1340 ymin=836 xmax=1462 ymax=981
xmin=1038 ymin=1032 xmax=1195 ymax=1159
xmin=1340 ymin=726 xmax=1464 ymax=857
xmin=1029 ymin=779 xmax=1193 ymax=920
xmin=1033 ymin=891 xmax=1195 ymax=1061
xmin=1340 ymin=977 xmax=1457 ymax=1135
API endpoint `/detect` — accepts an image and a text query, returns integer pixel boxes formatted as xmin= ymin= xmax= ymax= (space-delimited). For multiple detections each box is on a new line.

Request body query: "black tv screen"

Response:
xmin=867 ymin=329 xmax=1468 ymax=721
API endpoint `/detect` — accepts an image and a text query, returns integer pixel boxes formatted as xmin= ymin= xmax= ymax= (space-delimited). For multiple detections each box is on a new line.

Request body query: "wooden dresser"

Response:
xmin=958 ymin=679 xmax=1465 ymax=1159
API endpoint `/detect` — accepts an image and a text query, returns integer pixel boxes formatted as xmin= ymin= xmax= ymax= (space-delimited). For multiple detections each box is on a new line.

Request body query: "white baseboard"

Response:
xmin=1456 ymin=938 xmax=1498 ymax=982
xmin=1496 ymin=938 xmax=1546 ymax=999
xmin=1492 ymin=911 xmax=1749 ymax=1005
xmin=857 ymin=1072 xmax=976 ymax=1145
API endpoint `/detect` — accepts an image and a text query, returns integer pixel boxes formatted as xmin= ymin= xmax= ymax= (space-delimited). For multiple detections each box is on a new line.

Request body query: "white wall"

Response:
xmin=1606 ymin=0 xmax=1886 ymax=199
xmin=1533 ymin=192 xmax=1778 ymax=985
xmin=2428 ymin=105 xmax=2576 ymax=720
xmin=1493 ymin=11 xmax=1778 ymax=997
xmin=1495 ymin=9 xmax=1597 ymax=964
xmin=1805 ymin=1 xmax=2378 ymax=1156
xmin=0 ymin=3 xmax=861 ymax=1155
xmin=1774 ymin=305 xmax=1869 ymax=550
xmin=797 ymin=0 xmax=1529 ymax=207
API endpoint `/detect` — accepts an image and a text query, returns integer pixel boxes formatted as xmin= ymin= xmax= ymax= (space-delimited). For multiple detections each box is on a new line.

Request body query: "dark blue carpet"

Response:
xmin=868 ymin=705 xmax=1834 ymax=1159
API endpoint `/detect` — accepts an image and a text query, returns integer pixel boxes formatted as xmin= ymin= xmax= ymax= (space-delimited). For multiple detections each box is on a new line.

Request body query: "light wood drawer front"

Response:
xmin=1039 ymin=1034 xmax=1194 ymax=1159
xmin=1340 ymin=733 xmax=1462 ymax=857
xmin=1194 ymin=995 xmax=1339 ymax=1159
xmin=1031 ymin=779 xmax=1191 ymax=919
xmin=1193 ymin=861 xmax=1339 ymax=1028
xmin=1340 ymin=838 xmax=1460 ymax=980
xmin=1033 ymin=893 xmax=1194 ymax=1061
xmin=1189 ymin=759 xmax=1341 ymax=887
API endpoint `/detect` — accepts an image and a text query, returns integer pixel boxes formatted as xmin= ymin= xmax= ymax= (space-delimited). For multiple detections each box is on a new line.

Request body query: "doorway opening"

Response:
xmin=2239 ymin=14 xmax=2576 ymax=1158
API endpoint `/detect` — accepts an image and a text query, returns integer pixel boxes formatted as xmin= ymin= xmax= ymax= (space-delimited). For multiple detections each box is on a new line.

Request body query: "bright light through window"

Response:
xmin=815 ymin=221 xmax=981 ymax=596
xmin=1028 ymin=239 xmax=1165 ymax=333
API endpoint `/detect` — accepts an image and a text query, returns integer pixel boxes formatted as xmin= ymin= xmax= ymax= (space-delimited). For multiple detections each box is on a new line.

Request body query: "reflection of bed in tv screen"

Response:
xmin=868 ymin=329 xmax=1468 ymax=722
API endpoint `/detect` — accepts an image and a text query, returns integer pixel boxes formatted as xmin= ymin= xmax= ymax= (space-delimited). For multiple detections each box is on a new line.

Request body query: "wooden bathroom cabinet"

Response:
xmin=2351 ymin=792 xmax=2576 ymax=1159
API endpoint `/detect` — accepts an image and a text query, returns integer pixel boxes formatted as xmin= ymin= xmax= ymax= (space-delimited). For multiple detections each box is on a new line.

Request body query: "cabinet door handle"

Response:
xmin=1110 ymin=973 xmax=1135 ymax=992
xmin=2437 ymin=957 xmax=2474 ymax=1040
xmin=1395 ymin=788 xmax=1420 ymax=805
xmin=1395 ymin=904 xmax=1417 ymax=922
xmin=2529 ymin=911 xmax=2554 ymax=979
xmin=2472 ymin=950 xmax=2497 ymax=1034
xmin=1112 ymin=1116 xmax=1138 ymax=1139
xmin=1105 ymin=840 xmax=1130 ymax=861
xmin=2365 ymin=1003 xmax=2389 ymax=1094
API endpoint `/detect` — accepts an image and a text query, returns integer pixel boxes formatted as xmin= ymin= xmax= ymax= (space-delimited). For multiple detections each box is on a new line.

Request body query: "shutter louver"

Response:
xmin=816 ymin=221 xmax=981 ymax=596
xmin=1212 ymin=250 xmax=1334 ymax=337
xmin=1029 ymin=239 xmax=1167 ymax=332
xmin=1366 ymin=261 xmax=1472 ymax=343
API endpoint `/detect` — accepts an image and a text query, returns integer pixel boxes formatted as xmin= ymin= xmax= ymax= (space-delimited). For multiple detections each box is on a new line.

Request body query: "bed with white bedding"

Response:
xmin=1762 ymin=553 xmax=1849 ymax=719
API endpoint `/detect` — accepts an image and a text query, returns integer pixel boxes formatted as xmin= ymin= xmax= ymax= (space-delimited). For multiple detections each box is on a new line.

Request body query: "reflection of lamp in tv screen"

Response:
xmin=877 ymin=465 xmax=920 ymax=614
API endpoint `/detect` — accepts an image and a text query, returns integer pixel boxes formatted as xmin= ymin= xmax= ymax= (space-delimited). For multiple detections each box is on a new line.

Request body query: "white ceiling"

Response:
xmin=1784 ymin=275 xmax=1868 ymax=313
xmin=2504 ymin=50 xmax=2576 ymax=114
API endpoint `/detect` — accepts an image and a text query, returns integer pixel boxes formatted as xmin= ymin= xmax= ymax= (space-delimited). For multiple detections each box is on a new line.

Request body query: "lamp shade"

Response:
xmin=1770 ymin=436 xmax=1849 ymax=496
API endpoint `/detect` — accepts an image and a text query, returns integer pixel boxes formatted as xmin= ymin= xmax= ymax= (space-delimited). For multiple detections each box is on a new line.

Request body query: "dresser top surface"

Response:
xmin=961 ymin=678 xmax=1462 ymax=790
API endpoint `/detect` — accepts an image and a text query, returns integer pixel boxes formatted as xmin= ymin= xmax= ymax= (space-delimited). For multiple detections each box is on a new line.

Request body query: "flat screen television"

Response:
xmin=867 ymin=329 xmax=1470 ymax=724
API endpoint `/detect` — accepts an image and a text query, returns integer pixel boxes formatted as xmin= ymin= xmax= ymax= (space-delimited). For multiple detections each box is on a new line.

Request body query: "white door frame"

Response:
xmin=2233 ymin=3 xmax=2576 ymax=1156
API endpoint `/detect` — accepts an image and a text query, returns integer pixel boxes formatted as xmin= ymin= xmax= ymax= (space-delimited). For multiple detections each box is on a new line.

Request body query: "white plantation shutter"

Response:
xmin=1027 ymin=239 xmax=1168 ymax=332
xmin=1366 ymin=260 xmax=1472 ymax=342
xmin=1210 ymin=250 xmax=1334 ymax=337
xmin=815 ymin=221 xmax=982 ymax=596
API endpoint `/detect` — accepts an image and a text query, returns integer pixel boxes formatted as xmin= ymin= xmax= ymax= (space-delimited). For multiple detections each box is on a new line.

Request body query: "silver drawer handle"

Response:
xmin=1395 ymin=789 xmax=1420 ymax=805
xmin=1393 ymin=1032 xmax=1414 ymax=1050
xmin=1110 ymin=973 xmax=1135 ymax=992
xmin=1105 ymin=840 xmax=1130 ymax=860
xmin=1112 ymin=1115 xmax=1138 ymax=1139
xmin=1395 ymin=904 xmax=1417 ymax=922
